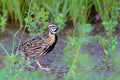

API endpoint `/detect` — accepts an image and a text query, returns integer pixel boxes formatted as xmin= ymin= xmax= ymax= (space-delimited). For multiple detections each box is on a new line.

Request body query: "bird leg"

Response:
xmin=26 ymin=57 xmax=30 ymax=63
xmin=25 ymin=57 xmax=35 ymax=69
xmin=35 ymin=59 xmax=51 ymax=71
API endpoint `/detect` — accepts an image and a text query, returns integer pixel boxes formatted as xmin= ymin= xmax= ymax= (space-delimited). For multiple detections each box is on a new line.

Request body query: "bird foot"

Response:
xmin=27 ymin=65 xmax=35 ymax=69
xmin=27 ymin=65 xmax=36 ymax=71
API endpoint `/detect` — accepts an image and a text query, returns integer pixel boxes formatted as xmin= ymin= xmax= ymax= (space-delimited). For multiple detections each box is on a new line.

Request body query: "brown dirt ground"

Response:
xmin=0 ymin=22 xmax=120 ymax=79
xmin=0 ymin=23 xmax=71 ymax=80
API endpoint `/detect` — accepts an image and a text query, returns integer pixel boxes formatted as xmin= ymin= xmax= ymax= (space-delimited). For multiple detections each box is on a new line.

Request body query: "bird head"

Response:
xmin=48 ymin=23 xmax=59 ymax=34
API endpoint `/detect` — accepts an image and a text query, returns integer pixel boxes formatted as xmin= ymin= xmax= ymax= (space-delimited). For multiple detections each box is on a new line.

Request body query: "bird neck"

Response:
xmin=49 ymin=31 xmax=56 ymax=36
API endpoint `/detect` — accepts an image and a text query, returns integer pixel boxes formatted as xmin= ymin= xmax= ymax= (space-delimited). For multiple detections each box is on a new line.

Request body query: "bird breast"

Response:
xmin=45 ymin=32 xmax=56 ymax=45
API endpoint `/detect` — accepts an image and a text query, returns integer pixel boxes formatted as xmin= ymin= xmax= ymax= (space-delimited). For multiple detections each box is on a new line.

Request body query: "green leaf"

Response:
xmin=32 ymin=71 xmax=41 ymax=78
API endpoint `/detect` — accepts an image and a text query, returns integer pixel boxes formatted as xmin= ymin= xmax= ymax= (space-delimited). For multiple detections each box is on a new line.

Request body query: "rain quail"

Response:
xmin=19 ymin=23 xmax=59 ymax=71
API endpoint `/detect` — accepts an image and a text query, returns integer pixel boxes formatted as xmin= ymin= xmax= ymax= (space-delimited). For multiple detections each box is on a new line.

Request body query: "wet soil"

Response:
xmin=0 ymin=23 xmax=120 ymax=79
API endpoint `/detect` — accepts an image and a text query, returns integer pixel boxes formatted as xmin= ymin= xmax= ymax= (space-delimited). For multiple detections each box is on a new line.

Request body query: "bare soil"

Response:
xmin=0 ymin=23 xmax=71 ymax=80
xmin=0 ymin=22 xmax=120 ymax=79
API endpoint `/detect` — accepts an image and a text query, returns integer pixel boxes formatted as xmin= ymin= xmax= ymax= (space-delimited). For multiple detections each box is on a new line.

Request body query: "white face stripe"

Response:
xmin=49 ymin=28 xmax=56 ymax=34
xmin=48 ymin=24 xmax=57 ymax=27
xmin=48 ymin=23 xmax=58 ymax=34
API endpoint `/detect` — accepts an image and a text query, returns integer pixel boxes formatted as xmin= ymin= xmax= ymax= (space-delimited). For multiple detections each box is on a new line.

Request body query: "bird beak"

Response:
xmin=57 ymin=26 xmax=60 ymax=33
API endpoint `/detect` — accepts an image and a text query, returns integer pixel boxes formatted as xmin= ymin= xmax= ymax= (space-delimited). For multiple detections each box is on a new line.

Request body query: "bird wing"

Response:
xmin=19 ymin=35 xmax=50 ymax=57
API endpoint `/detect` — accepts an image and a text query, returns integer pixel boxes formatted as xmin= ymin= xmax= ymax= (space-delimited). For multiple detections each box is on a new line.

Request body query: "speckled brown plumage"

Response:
xmin=19 ymin=23 xmax=59 ymax=71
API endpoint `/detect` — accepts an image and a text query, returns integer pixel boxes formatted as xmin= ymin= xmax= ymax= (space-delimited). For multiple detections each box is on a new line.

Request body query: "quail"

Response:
xmin=19 ymin=23 xmax=59 ymax=71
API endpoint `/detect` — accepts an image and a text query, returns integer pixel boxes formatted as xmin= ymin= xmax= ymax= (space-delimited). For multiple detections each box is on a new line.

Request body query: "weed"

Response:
xmin=96 ymin=35 xmax=118 ymax=68
xmin=42 ymin=0 xmax=68 ymax=30
xmin=0 ymin=26 xmax=42 ymax=80
xmin=64 ymin=23 xmax=93 ymax=80
xmin=68 ymin=0 xmax=93 ymax=26
xmin=0 ymin=11 xmax=7 ymax=32
xmin=94 ymin=0 xmax=119 ymax=36
xmin=24 ymin=0 xmax=49 ymax=35
xmin=0 ymin=0 xmax=120 ymax=80
xmin=94 ymin=0 xmax=119 ymax=69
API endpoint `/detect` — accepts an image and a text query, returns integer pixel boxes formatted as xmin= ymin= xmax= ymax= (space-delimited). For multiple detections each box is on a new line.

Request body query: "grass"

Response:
xmin=0 ymin=27 xmax=41 ymax=80
xmin=0 ymin=26 xmax=56 ymax=80
xmin=64 ymin=23 xmax=93 ymax=80
xmin=0 ymin=0 xmax=120 ymax=80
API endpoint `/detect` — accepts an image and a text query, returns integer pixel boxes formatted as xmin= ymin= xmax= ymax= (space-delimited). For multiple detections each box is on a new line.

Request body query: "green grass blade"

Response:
xmin=11 ymin=25 xmax=23 ymax=56
xmin=0 ymin=43 xmax=9 ymax=56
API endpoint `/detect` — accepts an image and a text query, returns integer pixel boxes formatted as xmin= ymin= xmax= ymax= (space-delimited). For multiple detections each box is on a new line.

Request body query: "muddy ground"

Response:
xmin=0 ymin=23 xmax=120 ymax=80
